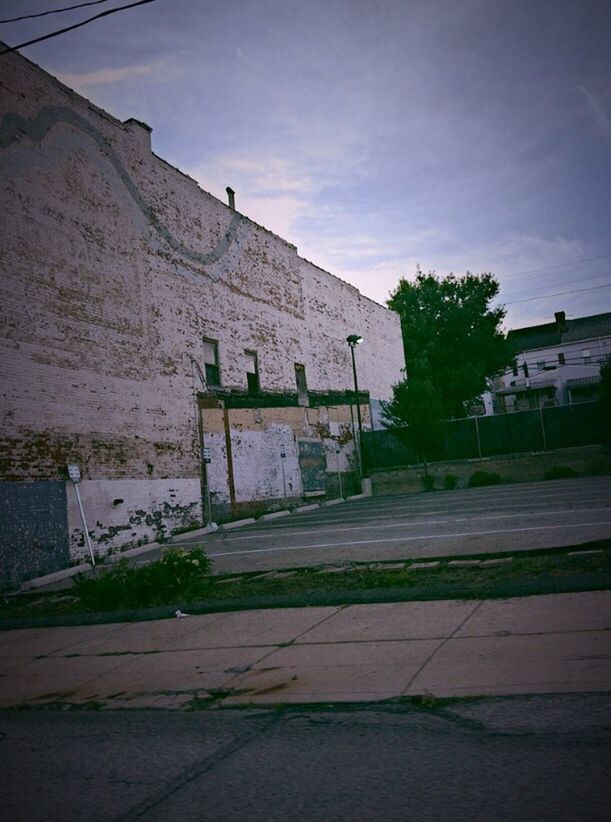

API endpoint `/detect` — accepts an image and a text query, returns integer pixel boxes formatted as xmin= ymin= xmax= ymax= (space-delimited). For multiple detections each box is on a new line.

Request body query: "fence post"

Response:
xmin=474 ymin=416 xmax=483 ymax=459
xmin=539 ymin=406 xmax=548 ymax=452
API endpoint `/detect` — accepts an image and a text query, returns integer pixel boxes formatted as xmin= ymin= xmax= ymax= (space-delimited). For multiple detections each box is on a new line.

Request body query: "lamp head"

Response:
xmin=346 ymin=334 xmax=363 ymax=346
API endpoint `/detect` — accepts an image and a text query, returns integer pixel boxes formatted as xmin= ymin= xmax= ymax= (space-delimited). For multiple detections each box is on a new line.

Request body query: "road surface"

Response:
xmin=1 ymin=694 xmax=609 ymax=821
xmin=177 ymin=476 xmax=611 ymax=573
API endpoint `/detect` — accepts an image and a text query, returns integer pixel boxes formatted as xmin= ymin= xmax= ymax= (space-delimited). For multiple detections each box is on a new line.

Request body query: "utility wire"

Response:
xmin=0 ymin=0 xmax=158 ymax=55
xmin=502 ymin=252 xmax=611 ymax=280
xmin=501 ymin=271 xmax=611 ymax=301
xmin=0 ymin=1 xmax=112 ymax=25
xmin=501 ymin=281 xmax=611 ymax=306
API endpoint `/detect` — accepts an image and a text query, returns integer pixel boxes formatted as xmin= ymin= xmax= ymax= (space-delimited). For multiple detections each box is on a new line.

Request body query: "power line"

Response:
xmin=502 ymin=252 xmax=611 ymax=280
xmin=0 ymin=1 xmax=112 ymax=25
xmin=501 ymin=271 xmax=611 ymax=301
xmin=0 ymin=0 xmax=158 ymax=55
xmin=502 ymin=281 xmax=611 ymax=306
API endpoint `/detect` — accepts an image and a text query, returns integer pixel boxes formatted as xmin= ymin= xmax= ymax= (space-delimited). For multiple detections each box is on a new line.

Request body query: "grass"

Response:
xmin=1 ymin=541 xmax=610 ymax=629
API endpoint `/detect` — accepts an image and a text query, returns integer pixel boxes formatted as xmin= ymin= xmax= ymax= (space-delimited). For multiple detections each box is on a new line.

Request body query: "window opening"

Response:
xmin=295 ymin=363 xmax=308 ymax=405
xmin=203 ymin=339 xmax=220 ymax=387
xmin=245 ymin=350 xmax=259 ymax=394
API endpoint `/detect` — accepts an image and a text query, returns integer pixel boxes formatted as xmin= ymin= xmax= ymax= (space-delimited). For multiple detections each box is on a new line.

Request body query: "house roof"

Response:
xmin=508 ymin=311 xmax=611 ymax=353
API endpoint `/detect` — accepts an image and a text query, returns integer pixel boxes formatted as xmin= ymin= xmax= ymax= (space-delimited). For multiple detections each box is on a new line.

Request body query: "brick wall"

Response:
xmin=0 ymin=49 xmax=404 ymax=578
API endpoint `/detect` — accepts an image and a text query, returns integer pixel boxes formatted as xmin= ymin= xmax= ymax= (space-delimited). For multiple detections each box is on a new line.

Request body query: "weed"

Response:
xmin=171 ymin=521 xmax=202 ymax=536
xmin=443 ymin=473 xmax=458 ymax=490
xmin=410 ymin=691 xmax=438 ymax=709
xmin=467 ymin=470 xmax=503 ymax=488
xmin=72 ymin=547 xmax=213 ymax=610
xmin=543 ymin=465 xmax=578 ymax=480
xmin=421 ymin=474 xmax=436 ymax=492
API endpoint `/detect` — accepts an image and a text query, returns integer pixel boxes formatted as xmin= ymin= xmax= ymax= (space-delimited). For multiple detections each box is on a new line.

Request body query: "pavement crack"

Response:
xmin=402 ymin=599 xmax=486 ymax=694
xmin=115 ymin=712 xmax=283 ymax=822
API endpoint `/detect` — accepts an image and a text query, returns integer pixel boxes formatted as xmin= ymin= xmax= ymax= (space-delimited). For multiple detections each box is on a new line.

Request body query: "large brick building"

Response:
xmin=0 ymin=47 xmax=404 ymax=586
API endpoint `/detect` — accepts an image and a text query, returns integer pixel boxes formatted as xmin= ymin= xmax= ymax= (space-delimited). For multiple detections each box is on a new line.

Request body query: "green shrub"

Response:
xmin=73 ymin=547 xmax=212 ymax=610
xmin=467 ymin=470 xmax=503 ymax=488
xmin=421 ymin=473 xmax=436 ymax=491
xmin=443 ymin=474 xmax=458 ymax=490
xmin=543 ymin=465 xmax=578 ymax=480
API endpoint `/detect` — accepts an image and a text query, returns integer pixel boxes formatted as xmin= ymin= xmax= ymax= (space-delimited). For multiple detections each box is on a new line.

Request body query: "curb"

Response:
xmin=19 ymin=563 xmax=94 ymax=593
xmin=104 ymin=543 xmax=161 ymax=564
xmin=259 ymin=510 xmax=291 ymax=521
xmin=220 ymin=518 xmax=256 ymax=531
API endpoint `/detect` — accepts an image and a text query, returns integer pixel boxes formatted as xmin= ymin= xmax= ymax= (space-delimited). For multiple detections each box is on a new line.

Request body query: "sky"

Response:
xmin=2 ymin=0 xmax=611 ymax=330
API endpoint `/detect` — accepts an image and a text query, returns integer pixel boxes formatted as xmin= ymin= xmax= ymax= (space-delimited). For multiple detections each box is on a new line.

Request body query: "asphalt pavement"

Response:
xmin=1 ymin=695 xmax=610 ymax=821
xmin=178 ymin=476 xmax=611 ymax=574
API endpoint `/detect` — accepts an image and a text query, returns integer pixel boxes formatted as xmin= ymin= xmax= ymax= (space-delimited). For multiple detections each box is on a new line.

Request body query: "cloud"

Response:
xmin=190 ymin=151 xmax=318 ymax=241
xmin=56 ymin=61 xmax=165 ymax=91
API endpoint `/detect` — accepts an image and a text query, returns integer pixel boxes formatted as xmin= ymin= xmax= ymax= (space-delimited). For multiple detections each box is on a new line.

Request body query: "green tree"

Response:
xmin=599 ymin=357 xmax=611 ymax=434
xmin=387 ymin=269 xmax=513 ymax=420
xmin=381 ymin=375 xmax=444 ymax=465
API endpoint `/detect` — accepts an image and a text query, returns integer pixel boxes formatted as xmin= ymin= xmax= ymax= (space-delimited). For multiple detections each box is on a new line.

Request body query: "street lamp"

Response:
xmin=346 ymin=334 xmax=365 ymax=477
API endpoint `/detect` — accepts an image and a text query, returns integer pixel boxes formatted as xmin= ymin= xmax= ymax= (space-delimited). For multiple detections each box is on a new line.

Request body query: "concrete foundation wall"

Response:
xmin=371 ymin=445 xmax=611 ymax=496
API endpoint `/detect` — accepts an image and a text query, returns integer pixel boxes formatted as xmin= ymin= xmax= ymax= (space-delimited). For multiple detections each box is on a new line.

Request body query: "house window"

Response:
xmin=245 ymin=350 xmax=259 ymax=394
xmin=202 ymin=339 xmax=220 ymax=387
xmin=295 ymin=363 xmax=308 ymax=405
xmin=536 ymin=361 xmax=545 ymax=371
xmin=512 ymin=360 xmax=518 ymax=377
xmin=558 ymin=352 xmax=565 ymax=365
xmin=582 ymin=349 xmax=591 ymax=364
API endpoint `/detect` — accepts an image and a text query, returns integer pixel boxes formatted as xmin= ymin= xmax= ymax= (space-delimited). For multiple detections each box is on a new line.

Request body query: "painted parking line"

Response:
xmin=208 ymin=520 xmax=611 ymax=558
xmin=214 ymin=506 xmax=611 ymax=543
xmin=279 ymin=491 xmax=611 ymax=524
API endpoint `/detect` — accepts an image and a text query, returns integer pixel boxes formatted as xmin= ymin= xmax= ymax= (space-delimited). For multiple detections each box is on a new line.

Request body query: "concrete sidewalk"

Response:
xmin=0 ymin=590 xmax=610 ymax=709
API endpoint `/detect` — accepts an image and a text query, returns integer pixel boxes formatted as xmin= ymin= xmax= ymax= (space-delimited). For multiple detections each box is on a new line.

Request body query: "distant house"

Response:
xmin=492 ymin=311 xmax=611 ymax=413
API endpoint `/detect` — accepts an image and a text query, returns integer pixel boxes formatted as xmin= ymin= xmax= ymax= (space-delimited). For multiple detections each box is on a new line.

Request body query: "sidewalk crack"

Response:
xmin=402 ymin=599 xmax=486 ymax=694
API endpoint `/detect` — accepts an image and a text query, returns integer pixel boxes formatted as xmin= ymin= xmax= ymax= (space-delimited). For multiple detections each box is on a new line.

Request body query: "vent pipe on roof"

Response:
xmin=554 ymin=311 xmax=567 ymax=333
xmin=226 ymin=187 xmax=235 ymax=210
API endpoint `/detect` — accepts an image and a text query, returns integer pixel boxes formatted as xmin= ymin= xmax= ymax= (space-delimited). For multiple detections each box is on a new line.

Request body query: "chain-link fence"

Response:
xmin=363 ymin=401 xmax=607 ymax=471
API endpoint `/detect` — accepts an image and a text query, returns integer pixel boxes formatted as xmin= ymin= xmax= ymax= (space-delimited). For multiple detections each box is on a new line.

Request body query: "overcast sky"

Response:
xmin=3 ymin=0 xmax=611 ymax=329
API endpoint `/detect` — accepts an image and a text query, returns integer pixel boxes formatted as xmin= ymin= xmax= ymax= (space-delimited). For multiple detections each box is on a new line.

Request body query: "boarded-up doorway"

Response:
xmin=298 ymin=438 xmax=327 ymax=496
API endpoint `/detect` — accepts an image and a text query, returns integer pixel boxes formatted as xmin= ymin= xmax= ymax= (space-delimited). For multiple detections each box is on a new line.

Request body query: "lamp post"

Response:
xmin=346 ymin=334 xmax=365 ymax=477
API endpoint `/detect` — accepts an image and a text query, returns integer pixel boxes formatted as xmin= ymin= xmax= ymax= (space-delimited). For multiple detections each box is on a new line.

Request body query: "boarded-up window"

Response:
xmin=203 ymin=339 xmax=220 ymax=387
xmin=245 ymin=350 xmax=259 ymax=394
xmin=295 ymin=363 xmax=307 ymax=405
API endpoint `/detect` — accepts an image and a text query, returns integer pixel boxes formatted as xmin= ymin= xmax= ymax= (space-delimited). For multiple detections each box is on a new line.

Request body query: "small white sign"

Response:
xmin=67 ymin=464 xmax=81 ymax=483
xmin=202 ymin=447 xmax=211 ymax=464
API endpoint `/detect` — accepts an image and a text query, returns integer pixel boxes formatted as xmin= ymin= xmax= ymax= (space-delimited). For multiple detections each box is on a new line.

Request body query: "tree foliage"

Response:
xmin=387 ymin=270 xmax=513 ymax=421
xmin=599 ymin=356 xmax=611 ymax=422
xmin=381 ymin=376 xmax=444 ymax=464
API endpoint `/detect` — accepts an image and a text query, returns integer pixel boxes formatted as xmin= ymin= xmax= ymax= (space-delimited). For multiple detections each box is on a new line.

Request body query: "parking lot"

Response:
xmin=177 ymin=476 xmax=611 ymax=574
